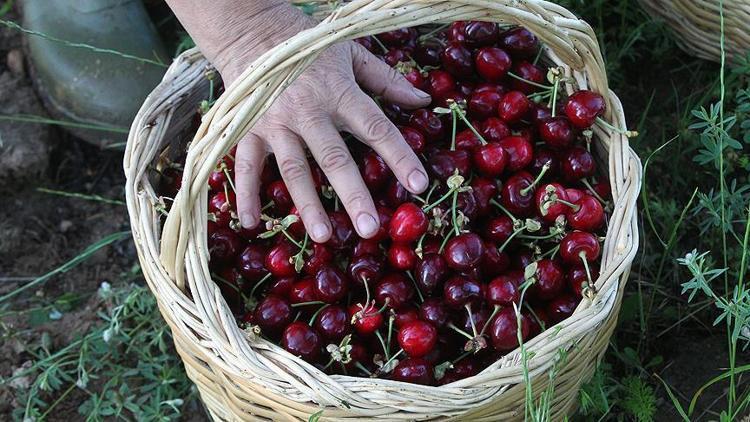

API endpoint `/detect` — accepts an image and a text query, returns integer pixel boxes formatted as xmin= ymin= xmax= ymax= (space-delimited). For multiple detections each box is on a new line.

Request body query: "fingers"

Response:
xmin=267 ymin=129 xmax=332 ymax=243
xmin=299 ymin=117 xmax=380 ymax=239
xmin=350 ymin=43 xmax=431 ymax=109
xmin=337 ymin=90 xmax=429 ymax=194
xmin=235 ymin=133 xmax=267 ymax=229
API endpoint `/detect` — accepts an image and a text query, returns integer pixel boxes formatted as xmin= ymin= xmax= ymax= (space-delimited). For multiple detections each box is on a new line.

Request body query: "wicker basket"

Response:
xmin=124 ymin=1 xmax=642 ymax=420
xmin=639 ymin=0 xmax=750 ymax=63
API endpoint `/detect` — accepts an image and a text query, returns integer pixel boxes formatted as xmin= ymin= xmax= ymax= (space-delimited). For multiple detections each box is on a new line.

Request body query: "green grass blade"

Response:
xmin=36 ymin=188 xmax=125 ymax=206
xmin=0 ymin=114 xmax=129 ymax=133
xmin=655 ymin=374 xmax=690 ymax=421
xmin=640 ymin=135 xmax=678 ymax=247
xmin=687 ymin=364 xmax=750 ymax=416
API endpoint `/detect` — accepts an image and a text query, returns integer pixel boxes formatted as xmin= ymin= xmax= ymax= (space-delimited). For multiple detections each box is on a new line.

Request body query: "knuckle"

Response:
xmin=296 ymin=114 xmax=329 ymax=134
xmin=362 ymin=115 xmax=394 ymax=145
xmin=234 ymin=157 xmax=257 ymax=176
xmin=343 ymin=191 xmax=370 ymax=211
xmin=318 ymin=143 xmax=352 ymax=173
xmin=278 ymin=156 xmax=309 ymax=182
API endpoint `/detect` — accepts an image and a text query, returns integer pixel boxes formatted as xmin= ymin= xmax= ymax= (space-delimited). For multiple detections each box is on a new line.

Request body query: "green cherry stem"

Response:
xmin=450 ymin=107 xmax=458 ymax=151
xmin=581 ymin=178 xmax=607 ymax=204
xmin=464 ymin=304 xmax=478 ymax=338
xmin=498 ymin=228 xmax=525 ymax=253
xmin=438 ymin=229 xmax=457 ymax=254
xmin=579 ymin=252 xmax=597 ymax=294
xmin=249 ymin=272 xmax=273 ymax=298
xmin=480 ymin=305 xmax=502 ymax=337
xmin=452 ymin=190 xmax=460 ymax=236
xmin=308 ymin=303 xmax=330 ymax=326
xmin=550 ymin=197 xmax=581 ymax=213
xmin=447 ymin=323 xmax=475 ymax=340
xmin=291 ymin=300 xmax=326 ymax=308
xmin=549 ymin=72 xmax=560 ymax=117
xmin=595 ymin=116 xmax=638 ymax=138
xmin=423 ymin=187 xmax=459 ymax=213
xmin=507 ymin=71 xmax=550 ymax=90
xmin=490 ymin=199 xmax=521 ymax=223
xmin=449 ymin=102 xmax=488 ymax=145
xmin=519 ymin=163 xmax=551 ymax=196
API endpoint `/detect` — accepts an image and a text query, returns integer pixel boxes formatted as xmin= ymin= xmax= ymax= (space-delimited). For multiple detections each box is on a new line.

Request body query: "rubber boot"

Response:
xmin=22 ymin=0 xmax=169 ymax=147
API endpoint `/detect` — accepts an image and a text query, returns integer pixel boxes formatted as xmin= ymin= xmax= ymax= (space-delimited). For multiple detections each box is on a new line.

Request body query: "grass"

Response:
xmin=1 ymin=0 xmax=750 ymax=420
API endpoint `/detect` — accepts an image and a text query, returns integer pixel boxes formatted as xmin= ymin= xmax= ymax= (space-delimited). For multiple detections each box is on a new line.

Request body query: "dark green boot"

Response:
xmin=22 ymin=0 xmax=169 ymax=147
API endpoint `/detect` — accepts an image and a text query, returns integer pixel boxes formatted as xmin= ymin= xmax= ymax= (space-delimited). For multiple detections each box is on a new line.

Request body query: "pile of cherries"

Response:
xmin=178 ymin=21 xmax=614 ymax=386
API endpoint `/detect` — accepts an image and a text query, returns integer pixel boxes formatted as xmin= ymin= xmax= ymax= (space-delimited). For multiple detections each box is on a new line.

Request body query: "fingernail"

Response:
xmin=408 ymin=169 xmax=428 ymax=192
xmin=312 ymin=223 xmax=329 ymax=241
xmin=241 ymin=213 xmax=256 ymax=229
xmin=413 ymin=88 xmax=431 ymax=100
xmin=356 ymin=213 xmax=379 ymax=236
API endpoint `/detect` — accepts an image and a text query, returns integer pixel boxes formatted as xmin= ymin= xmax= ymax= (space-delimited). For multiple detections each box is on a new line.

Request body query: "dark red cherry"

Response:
xmin=361 ymin=151 xmax=391 ymax=190
xmin=538 ymin=117 xmax=575 ymax=150
xmin=468 ymin=90 xmax=502 ymax=120
xmin=354 ymin=36 xmax=375 ymax=52
xmin=588 ymin=179 xmax=611 ymax=200
xmin=375 ymin=273 xmax=415 ymax=309
xmin=510 ymin=61 xmax=545 ymax=93
xmin=266 ymin=180 xmax=293 ymax=213
xmin=353 ymin=238 xmax=381 ymax=258
xmin=285 ymin=206 xmax=305 ymax=238
xmin=383 ymin=102 xmax=412 ymax=125
xmin=414 ymin=43 xmax=442 ymax=67
xmin=400 ymin=126 xmax=426 ymax=154
xmin=464 ymin=21 xmax=499 ymax=47
xmin=529 ymin=103 xmax=553 ymax=123
xmin=267 ymin=276 xmax=295 ymax=297
xmin=427 ymin=149 xmax=471 ymax=180
xmin=349 ymin=302 xmax=383 ymax=335
xmin=568 ymin=194 xmax=605 ymax=231
xmin=373 ymin=206 xmax=393 ymax=242
xmin=481 ymin=117 xmax=511 ymax=143
xmin=471 ymin=177 xmax=498 ymax=216
xmin=499 ymin=171 xmax=535 ymax=216
xmin=441 ymin=43 xmax=474 ymax=79
xmin=348 ymin=254 xmax=384 ymax=286
xmin=499 ymin=27 xmax=539 ymax=58
xmin=456 ymin=190 xmax=478 ymax=221
xmin=533 ymin=259 xmax=565 ymax=300
xmin=529 ymin=146 xmax=559 ymax=178
xmin=560 ymin=231 xmax=601 ymax=264
xmin=454 ymin=128 xmax=483 ymax=151
xmin=281 ymin=322 xmax=322 ymax=362
xmin=314 ymin=305 xmax=351 ymax=342
xmin=486 ymin=275 xmax=520 ymax=306
xmin=388 ymin=242 xmax=418 ymax=271
xmin=265 ymin=242 xmax=297 ymax=278
xmin=447 ymin=21 xmax=468 ymax=44
xmin=419 ymin=298 xmax=449 ymax=328
xmin=427 ymin=69 xmax=456 ymax=98
xmin=457 ymin=306 xmax=490 ymax=335
xmin=254 ymin=295 xmax=292 ymax=335
xmin=456 ymin=80 xmax=475 ymax=96
xmin=208 ymin=191 xmax=235 ymax=227
xmin=304 ymin=243 xmax=334 ymax=275
xmin=473 ymin=142 xmax=508 ymax=177
xmin=489 ymin=307 xmax=529 ymax=352
xmin=568 ymin=265 xmax=600 ymax=297
xmin=433 ymin=90 xmax=467 ymax=108
xmin=404 ymin=68 xmax=427 ymax=90
xmin=485 ymin=215 xmax=515 ymax=244
xmin=547 ymin=294 xmax=579 ymax=324
xmin=379 ymin=27 xmax=417 ymax=47
xmin=236 ymin=244 xmax=267 ymax=281
xmin=415 ymin=253 xmax=449 ymax=294
xmin=443 ymin=276 xmax=482 ymax=309
xmin=208 ymin=227 xmax=241 ymax=264
xmin=326 ymin=211 xmax=356 ymax=249
xmin=443 ymin=233 xmax=485 ymax=271
xmin=497 ymin=91 xmax=531 ymax=123
xmin=561 ymin=147 xmax=596 ymax=183
xmin=409 ymin=109 xmax=445 ymax=142
xmin=535 ymin=183 xmax=569 ymax=224
xmin=314 ymin=266 xmax=349 ymax=303
xmin=389 ymin=203 xmax=428 ymax=243
xmin=439 ymin=358 xmax=479 ymax=384
xmin=394 ymin=306 xmax=420 ymax=329
xmin=398 ymin=320 xmax=438 ymax=357
xmin=290 ymin=277 xmax=318 ymax=304
xmin=564 ymin=90 xmax=606 ymax=129
xmin=475 ymin=47 xmax=512 ymax=82
xmin=498 ymin=136 xmax=534 ymax=172
xmin=392 ymin=358 xmax=435 ymax=385
xmin=482 ymin=242 xmax=510 ymax=277
xmin=384 ymin=48 xmax=410 ymax=66
xmin=208 ymin=168 xmax=228 ymax=192
xmin=385 ymin=178 xmax=410 ymax=208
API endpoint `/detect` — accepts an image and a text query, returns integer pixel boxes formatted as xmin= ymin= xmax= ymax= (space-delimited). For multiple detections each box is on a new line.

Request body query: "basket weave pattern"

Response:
xmin=639 ymin=0 xmax=750 ymax=63
xmin=124 ymin=1 xmax=642 ymax=420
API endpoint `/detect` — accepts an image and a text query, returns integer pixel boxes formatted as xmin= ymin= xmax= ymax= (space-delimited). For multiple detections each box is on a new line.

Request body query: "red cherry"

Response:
xmin=281 ymin=322 xmax=322 ymax=362
xmin=443 ymin=276 xmax=482 ymax=309
xmin=588 ymin=179 xmax=611 ymax=200
xmin=208 ymin=168 xmax=228 ymax=192
xmin=473 ymin=142 xmax=508 ymax=177
xmin=535 ymin=182 xmax=569 ymax=223
xmin=383 ymin=102 xmax=412 ymax=125
xmin=468 ymin=90 xmax=503 ymax=120
xmin=454 ymin=128 xmax=483 ymax=151
xmin=361 ymin=151 xmax=391 ymax=190
xmin=265 ymin=242 xmax=297 ymax=278
xmin=404 ymin=68 xmax=427 ymax=90
xmin=510 ymin=61 xmax=544 ymax=93
xmin=427 ymin=149 xmax=471 ymax=180
xmin=267 ymin=276 xmax=295 ymax=297
xmin=290 ymin=277 xmax=318 ymax=304
xmin=457 ymin=306 xmax=490 ymax=335
xmin=475 ymin=47 xmax=512 ymax=82
xmin=538 ymin=117 xmax=575 ymax=150
xmin=481 ymin=117 xmax=511 ymax=143
xmin=388 ymin=242 xmax=418 ymax=271
xmin=565 ymin=188 xmax=585 ymax=204
xmin=561 ymin=147 xmax=596 ymax=183
xmin=419 ymin=298 xmax=449 ymax=328
xmin=392 ymin=358 xmax=435 ymax=385
xmin=560 ymin=231 xmax=601 ymax=264
xmin=427 ymin=70 xmax=456 ymax=98
xmin=303 ymin=243 xmax=334 ymax=275
xmin=414 ymin=43 xmax=442 ymax=67
xmin=529 ymin=102 xmax=553 ymax=123
xmin=384 ymin=48 xmax=410 ymax=66
xmin=564 ymin=90 xmax=606 ymax=129
xmin=456 ymin=80 xmax=475 ymax=96
xmin=354 ymin=36 xmax=375 ymax=52
xmin=254 ymin=295 xmax=293 ymax=335
xmin=266 ymin=180 xmax=293 ymax=213
xmin=464 ymin=21 xmax=499 ymax=47
xmin=497 ymin=91 xmax=531 ymax=123
xmin=374 ymin=273 xmax=415 ymax=309
xmin=547 ymin=294 xmax=579 ymax=324
xmin=314 ymin=305 xmax=351 ymax=342
xmin=489 ymin=307 xmax=529 ymax=352
xmin=399 ymin=126 xmax=426 ymax=154
xmin=237 ymin=244 xmax=267 ymax=282
xmin=394 ymin=307 xmax=420 ymax=329
xmin=443 ymin=233 xmax=485 ymax=271
xmin=447 ymin=21 xmax=468 ymax=44
xmin=207 ymin=227 xmax=241 ymax=264
xmin=482 ymin=241 xmax=511 ymax=277
xmin=349 ymin=302 xmax=384 ymax=335
xmin=208 ymin=191 xmax=235 ymax=227
xmin=379 ymin=27 xmax=417 ymax=47
xmin=568 ymin=264 xmax=600 ymax=297
xmin=441 ymin=43 xmax=474 ymax=79
xmin=499 ymin=27 xmax=539 ymax=58
xmin=499 ymin=171 xmax=535 ymax=216
xmin=389 ymin=203 xmax=428 ymax=243
xmin=398 ymin=320 xmax=438 ymax=357
xmin=326 ymin=211 xmax=356 ymax=249
xmin=533 ymin=259 xmax=565 ymax=300
xmin=409 ymin=109 xmax=445 ymax=142
xmin=314 ymin=266 xmax=349 ymax=303
xmin=529 ymin=146 xmax=559 ymax=178
xmin=498 ymin=136 xmax=533 ymax=171
xmin=485 ymin=215 xmax=515 ymax=244
xmin=439 ymin=358 xmax=479 ymax=384
xmin=286 ymin=206 xmax=305 ymax=238
xmin=415 ymin=253 xmax=449 ymax=294
xmin=353 ymin=238 xmax=381 ymax=258
xmin=471 ymin=177 xmax=498 ymax=216
xmin=486 ymin=275 xmax=520 ymax=306
xmin=433 ymin=90 xmax=467 ymax=108
xmin=385 ymin=178 xmax=409 ymax=208
xmin=348 ymin=254 xmax=384 ymax=287
xmin=568 ymin=194 xmax=605 ymax=231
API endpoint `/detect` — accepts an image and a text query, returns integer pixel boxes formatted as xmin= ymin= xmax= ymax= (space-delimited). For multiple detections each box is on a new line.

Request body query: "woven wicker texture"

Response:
xmin=639 ymin=0 xmax=749 ymax=63
xmin=124 ymin=1 xmax=642 ymax=420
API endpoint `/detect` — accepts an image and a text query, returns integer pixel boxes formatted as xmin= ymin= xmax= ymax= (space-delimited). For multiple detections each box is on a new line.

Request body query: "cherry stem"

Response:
xmin=551 ymin=197 xmax=580 ymax=213
xmin=450 ymin=107 xmax=458 ymax=151
xmin=281 ymin=229 xmax=303 ymax=249
xmin=386 ymin=314 xmax=395 ymax=358
xmin=480 ymin=305 xmax=502 ymax=337
xmin=532 ymin=47 xmax=544 ymax=65
xmin=549 ymin=72 xmax=560 ymax=117
xmin=519 ymin=163 xmax=551 ymax=196
xmin=524 ymin=303 xmax=546 ymax=332
xmin=498 ymin=228 xmax=525 ymax=253
xmin=308 ymin=303 xmax=330 ymax=326
xmin=464 ymin=304 xmax=478 ymax=338
xmin=595 ymin=116 xmax=638 ymax=137
xmin=405 ymin=271 xmax=425 ymax=303
xmin=490 ymin=199 xmax=521 ymax=223
xmin=579 ymin=252 xmax=597 ymax=294
xmin=418 ymin=23 xmax=450 ymax=43
xmin=452 ymin=190 xmax=460 ymax=236
xmin=581 ymin=178 xmax=607 ymax=204
xmin=222 ymin=166 xmax=237 ymax=194
xmin=507 ymin=71 xmax=550 ymax=90
xmin=450 ymin=102 xmax=488 ymax=145
xmin=539 ymin=244 xmax=560 ymax=260
xmin=371 ymin=35 xmax=389 ymax=54
xmin=375 ymin=330 xmax=389 ymax=360
xmin=438 ymin=229 xmax=456 ymax=254
xmin=447 ymin=323 xmax=474 ymax=340
xmin=451 ymin=350 xmax=473 ymax=365
xmin=379 ymin=348 xmax=404 ymax=375
xmin=355 ymin=361 xmax=373 ymax=376
xmin=291 ymin=300 xmax=326 ymax=308
xmin=249 ymin=272 xmax=273 ymax=298
xmin=261 ymin=201 xmax=274 ymax=212
xmin=423 ymin=186 xmax=460 ymax=213
xmin=424 ymin=181 xmax=439 ymax=204
xmin=517 ymin=231 xmax=560 ymax=241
